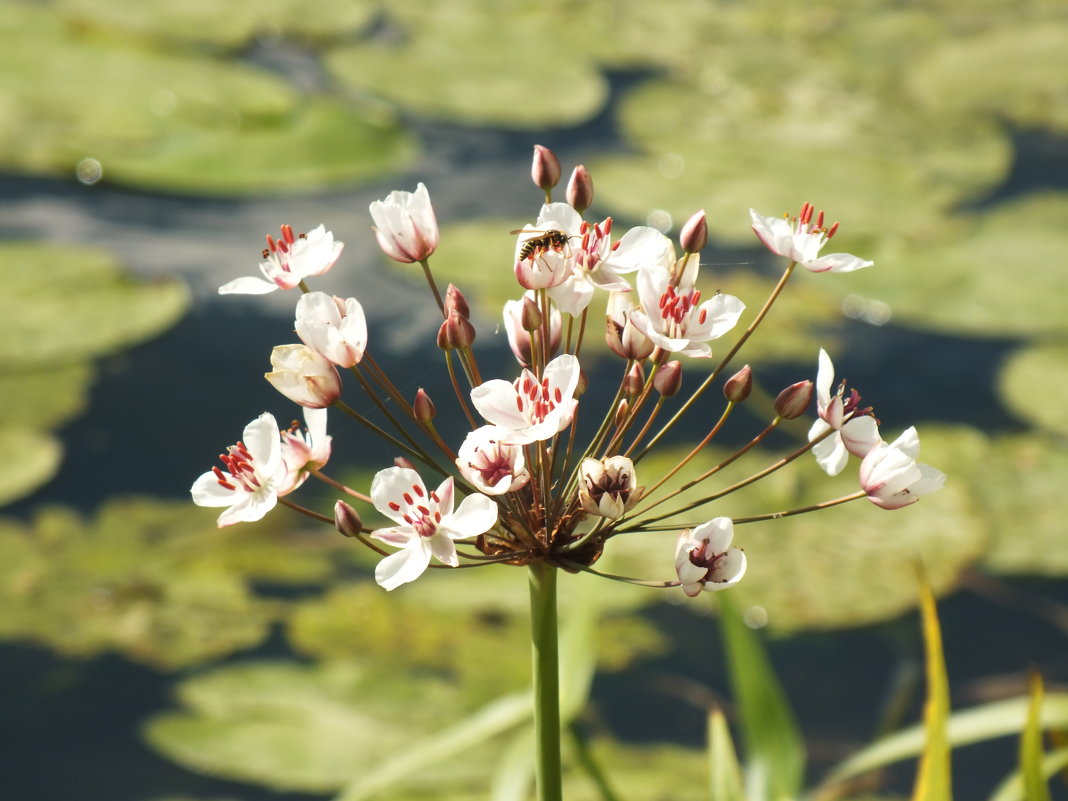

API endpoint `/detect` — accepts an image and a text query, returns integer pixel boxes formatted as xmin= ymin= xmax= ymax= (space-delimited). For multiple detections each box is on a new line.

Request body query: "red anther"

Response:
xmin=266 ymin=234 xmax=277 ymax=253
xmin=816 ymin=210 xmax=825 ymax=229
xmin=693 ymin=290 xmax=701 ymax=304
xmin=515 ymin=396 xmax=524 ymax=412
xmin=827 ymin=222 xmax=840 ymax=238
xmin=698 ymin=308 xmax=708 ymax=325
xmin=611 ymin=241 xmax=621 ymax=251
xmin=434 ymin=511 xmax=442 ymax=523
xmin=429 ymin=491 xmax=439 ymax=503
xmin=554 ymin=387 xmax=562 ymax=402
xmin=402 ymin=514 xmax=413 ymax=524
xmin=412 ymin=483 xmax=425 ymax=497
xmin=281 ymin=224 xmax=295 ymax=244
xmin=403 ymin=492 xmax=413 ymax=505
xmin=604 ymin=217 xmax=613 ymax=234
xmin=800 ymin=202 xmax=813 ymax=224
xmin=417 ymin=505 xmax=430 ymax=516
xmin=389 ymin=501 xmax=401 ymax=512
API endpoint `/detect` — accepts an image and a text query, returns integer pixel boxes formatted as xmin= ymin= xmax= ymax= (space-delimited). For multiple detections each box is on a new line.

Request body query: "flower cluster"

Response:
xmin=193 ymin=148 xmax=944 ymax=594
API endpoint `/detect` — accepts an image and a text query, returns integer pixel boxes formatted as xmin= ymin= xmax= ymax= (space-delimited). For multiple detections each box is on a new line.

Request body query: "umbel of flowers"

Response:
xmin=193 ymin=154 xmax=945 ymax=592
xmin=191 ymin=148 xmax=944 ymax=800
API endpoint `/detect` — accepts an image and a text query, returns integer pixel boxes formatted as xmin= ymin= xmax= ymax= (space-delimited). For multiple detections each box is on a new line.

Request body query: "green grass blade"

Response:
xmin=989 ymin=746 xmax=1068 ymax=801
xmin=708 ymin=706 xmax=745 ymax=801
xmin=718 ymin=592 xmax=805 ymax=801
xmin=1021 ymin=671 xmax=1052 ymax=801
xmin=911 ymin=571 xmax=952 ymax=801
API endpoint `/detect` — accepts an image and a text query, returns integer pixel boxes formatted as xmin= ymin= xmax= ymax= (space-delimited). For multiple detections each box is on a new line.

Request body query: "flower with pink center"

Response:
xmin=469 ymin=354 xmax=581 ymax=444
xmin=860 ymin=427 xmax=946 ymax=510
xmin=191 ymin=412 xmax=287 ymax=526
xmin=547 ymin=217 xmax=636 ymax=315
xmin=369 ymin=183 xmax=439 ymax=263
xmin=456 ymin=426 xmax=530 ymax=495
xmin=295 ymin=291 xmax=368 ymax=368
xmin=277 ymin=408 xmax=332 ymax=496
xmin=369 ymin=467 xmax=498 ymax=590
xmin=503 ymin=291 xmax=562 ymax=367
xmin=630 ymin=262 xmax=745 ymax=358
xmin=513 ymin=203 xmax=583 ymax=290
xmin=674 ymin=518 xmax=747 ymax=596
xmin=579 ymin=456 xmax=641 ymax=520
xmin=750 ymin=204 xmax=873 ymax=273
xmin=219 ymin=224 xmax=344 ymax=295
xmin=807 ymin=349 xmax=881 ymax=476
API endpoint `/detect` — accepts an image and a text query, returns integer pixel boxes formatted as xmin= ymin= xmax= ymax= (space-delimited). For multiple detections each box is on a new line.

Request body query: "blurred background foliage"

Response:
xmin=1 ymin=0 xmax=1066 ymax=798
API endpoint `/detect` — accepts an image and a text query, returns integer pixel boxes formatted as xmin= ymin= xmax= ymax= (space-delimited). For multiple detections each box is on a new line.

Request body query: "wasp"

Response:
xmin=511 ymin=228 xmax=574 ymax=261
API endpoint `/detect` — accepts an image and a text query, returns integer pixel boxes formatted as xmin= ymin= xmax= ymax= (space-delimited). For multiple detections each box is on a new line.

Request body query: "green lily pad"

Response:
xmin=0 ymin=498 xmax=339 ymax=669
xmin=607 ymin=426 xmax=983 ymax=633
xmin=144 ymin=660 xmax=509 ymax=793
xmin=998 ymin=343 xmax=1068 ymax=436
xmin=819 ymin=193 xmax=1068 ymax=337
xmin=906 ymin=23 xmax=1068 ymax=133
xmin=0 ymin=242 xmax=189 ymax=367
xmin=325 ymin=5 xmax=607 ymax=128
xmin=591 ymin=76 xmax=1010 ymax=245
xmin=0 ymin=362 xmax=93 ymax=430
xmin=95 ymin=97 xmax=419 ymax=195
xmin=975 ymin=434 xmax=1068 ymax=577
xmin=0 ymin=426 xmax=62 ymax=508
xmin=54 ymin=0 xmax=378 ymax=49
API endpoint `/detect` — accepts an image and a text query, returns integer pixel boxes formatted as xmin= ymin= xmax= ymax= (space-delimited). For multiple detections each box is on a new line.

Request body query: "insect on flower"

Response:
xmin=511 ymin=228 xmax=575 ymax=261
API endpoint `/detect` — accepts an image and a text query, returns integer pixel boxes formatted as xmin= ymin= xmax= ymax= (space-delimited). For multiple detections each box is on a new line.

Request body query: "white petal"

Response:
xmin=375 ymin=541 xmax=433 ymax=590
xmin=243 ymin=413 xmax=281 ymax=470
xmin=692 ymin=517 xmax=734 ymax=552
xmin=806 ymin=252 xmax=874 ymax=273
xmin=841 ymin=416 xmax=881 ymax=458
xmin=749 ymin=210 xmax=792 ymax=258
xmin=470 ymin=380 xmax=529 ymax=430
xmin=219 ymin=276 xmax=279 ymax=295
xmin=217 ymin=489 xmax=277 ymax=527
xmin=816 ymin=349 xmax=834 ymax=409
xmin=809 ymin=421 xmax=848 ymax=477
xmin=445 ymin=492 xmax=499 ymax=536
xmin=190 ymin=472 xmax=239 ymax=507
xmin=428 ymin=533 xmax=460 ymax=567
xmin=604 ymin=226 xmax=675 ymax=273
xmin=370 ymin=466 xmax=425 ymax=523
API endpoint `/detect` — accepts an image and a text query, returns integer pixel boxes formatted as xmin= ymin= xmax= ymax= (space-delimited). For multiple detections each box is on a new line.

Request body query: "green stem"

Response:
xmin=529 ymin=562 xmax=562 ymax=801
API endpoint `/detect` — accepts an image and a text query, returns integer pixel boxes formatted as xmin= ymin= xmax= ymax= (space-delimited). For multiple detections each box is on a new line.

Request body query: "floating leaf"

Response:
xmin=0 ymin=242 xmax=189 ymax=367
xmin=998 ymin=343 xmax=1068 ymax=436
xmin=0 ymin=362 xmax=93 ymax=430
xmin=0 ymin=426 xmax=62 ymax=508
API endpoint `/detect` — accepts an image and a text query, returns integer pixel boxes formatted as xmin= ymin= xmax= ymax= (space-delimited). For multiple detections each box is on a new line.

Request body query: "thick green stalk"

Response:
xmin=529 ymin=562 xmax=562 ymax=801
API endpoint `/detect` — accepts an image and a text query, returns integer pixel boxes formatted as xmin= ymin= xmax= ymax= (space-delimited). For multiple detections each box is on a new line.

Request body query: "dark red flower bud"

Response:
xmin=567 ymin=165 xmax=594 ymax=214
xmin=445 ymin=284 xmax=470 ymax=319
xmin=624 ymin=362 xmax=645 ymax=398
xmin=773 ymin=379 xmax=814 ymax=420
xmin=334 ymin=500 xmax=363 ymax=538
xmin=531 ymin=145 xmax=561 ymax=191
xmin=723 ymin=365 xmax=753 ymax=403
xmin=679 ymin=209 xmax=708 ymax=254
xmin=413 ymin=388 xmax=436 ymax=424
xmin=654 ymin=360 xmax=682 ymax=397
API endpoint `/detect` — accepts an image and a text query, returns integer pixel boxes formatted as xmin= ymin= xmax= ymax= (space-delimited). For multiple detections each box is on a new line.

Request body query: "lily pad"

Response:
xmin=325 ymin=4 xmax=607 ymax=128
xmin=0 ymin=426 xmax=62 ymax=508
xmin=144 ymin=660 xmax=510 ymax=793
xmin=819 ymin=194 xmax=1068 ymax=337
xmin=54 ymin=0 xmax=378 ymax=49
xmin=906 ymin=22 xmax=1068 ymax=133
xmin=591 ymin=76 xmax=1010 ymax=244
xmin=998 ymin=342 xmax=1068 ymax=436
xmin=0 ymin=242 xmax=189 ymax=367
xmin=608 ymin=426 xmax=984 ymax=633
xmin=0 ymin=498 xmax=338 ymax=669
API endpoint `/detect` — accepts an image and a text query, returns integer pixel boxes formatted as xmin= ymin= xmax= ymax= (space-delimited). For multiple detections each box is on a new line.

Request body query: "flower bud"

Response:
xmin=723 ymin=365 xmax=753 ymax=403
xmin=624 ymin=362 xmax=645 ymax=398
xmin=579 ymin=456 xmax=642 ymax=520
xmin=654 ymin=360 xmax=682 ymax=397
xmin=531 ymin=144 xmax=561 ymax=191
xmin=394 ymin=456 xmax=416 ymax=470
xmin=520 ymin=295 xmax=542 ymax=332
xmin=265 ymin=344 xmax=342 ymax=408
xmin=566 ymin=165 xmax=594 ymax=214
xmin=679 ymin=209 xmax=708 ymax=254
xmin=605 ymin=292 xmax=654 ymax=361
xmin=445 ymin=283 xmax=470 ymax=319
xmin=440 ymin=310 xmax=476 ymax=349
xmin=413 ymin=388 xmax=436 ymax=424
xmin=773 ymin=379 xmax=814 ymax=420
xmin=369 ymin=183 xmax=438 ymax=263
xmin=614 ymin=399 xmax=629 ymax=429
xmin=334 ymin=500 xmax=363 ymax=538
xmin=575 ymin=367 xmax=588 ymax=398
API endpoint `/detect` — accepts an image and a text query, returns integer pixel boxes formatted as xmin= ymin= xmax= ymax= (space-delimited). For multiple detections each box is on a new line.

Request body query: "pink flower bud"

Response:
xmin=680 ymin=209 xmax=708 ymax=254
xmin=334 ymin=500 xmax=363 ymax=538
xmin=614 ymin=399 xmax=629 ymax=429
xmin=521 ymin=295 xmax=543 ymax=332
xmin=413 ymin=388 xmax=436 ymax=424
xmin=394 ymin=456 xmax=416 ymax=470
xmin=445 ymin=283 xmax=470 ymax=319
xmin=723 ymin=365 xmax=753 ymax=403
xmin=654 ymin=360 xmax=682 ymax=397
xmin=265 ymin=344 xmax=342 ymax=408
xmin=567 ymin=165 xmax=594 ymax=214
xmin=440 ymin=310 xmax=476 ymax=349
xmin=624 ymin=362 xmax=645 ymax=398
xmin=773 ymin=379 xmax=814 ymax=420
xmin=531 ymin=145 xmax=561 ymax=191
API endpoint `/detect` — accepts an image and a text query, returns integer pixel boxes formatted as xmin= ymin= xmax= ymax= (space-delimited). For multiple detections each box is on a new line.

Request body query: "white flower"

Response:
xmin=546 ymin=216 xmax=633 ymax=315
xmin=859 ymin=427 xmax=946 ymax=510
xmin=370 ymin=468 xmax=498 ymax=590
xmin=807 ymin=348 xmax=881 ymax=476
xmin=503 ymin=291 xmax=561 ymax=367
xmin=265 ymin=344 xmax=342 ymax=408
xmin=277 ymin=408 xmax=332 ymax=496
xmin=605 ymin=291 xmax=654 ymax=361
xmin=370 ymin=182 xmax=439 ymax=263
xmin=579 ymin=456 xmax=641 ymax=520
xmin=295 ymin=292 xmax=368 ymax=368
xmin=750 ymin=205 xmax=872 ymax=273
xmin=513 ymin=203 xmax=579 ymax=290
xmin=469 ymin=354 xmax=581 ymax=444
xmin=219 ymin=224 xmax=343 ymax=294
xmin=191 ymin=412 xmax=286 ymax=526
xmin=630 ymin=260 xmax=745 ymax=358
xmin=674 ymin=518 xmax=747 ymax=596
xmin=456 ymin=426 xmax=530 ymax=495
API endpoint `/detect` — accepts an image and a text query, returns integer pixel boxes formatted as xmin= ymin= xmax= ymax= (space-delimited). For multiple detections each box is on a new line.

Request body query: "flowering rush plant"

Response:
xmin=192 ymin=146 xmax=945 ymax=800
